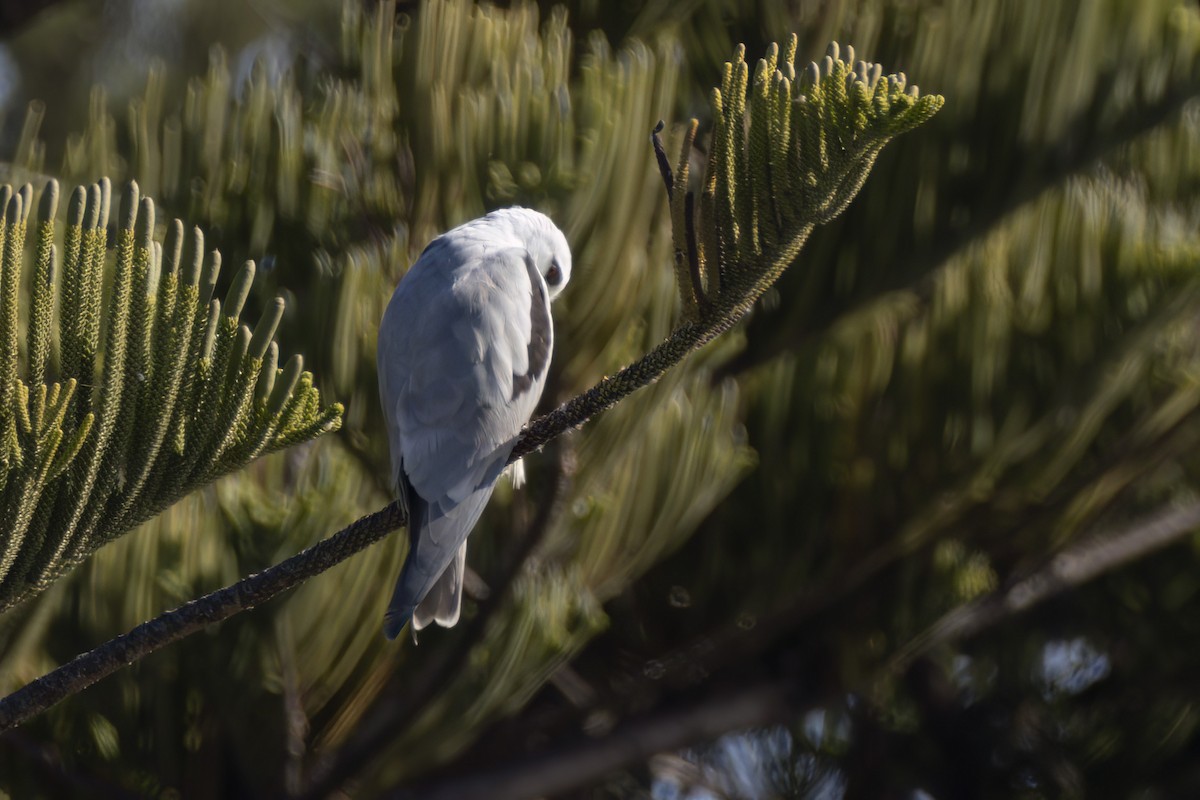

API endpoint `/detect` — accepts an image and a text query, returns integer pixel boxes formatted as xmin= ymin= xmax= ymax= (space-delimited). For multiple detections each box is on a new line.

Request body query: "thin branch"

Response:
xmin=391 ymin=680 xmax=795 ymax=800
xmin=510 ymin=224 xmax=814 ymax=463
xmin=0 ymin=502 xmax=406 ymax=731
xmin=0 ymin=50 xmax=940 ymax=737
xmin=0 ymin=293 xmax=722 ymax=731
xmin=886 ymin=498 xmax=1200 ymax=676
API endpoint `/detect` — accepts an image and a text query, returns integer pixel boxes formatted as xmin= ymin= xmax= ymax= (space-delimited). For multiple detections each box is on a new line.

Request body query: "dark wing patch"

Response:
xmin=513 ymin=256 xmax=551 ymax=400
xmin=398 ymin=464 xmax=421 ymax=543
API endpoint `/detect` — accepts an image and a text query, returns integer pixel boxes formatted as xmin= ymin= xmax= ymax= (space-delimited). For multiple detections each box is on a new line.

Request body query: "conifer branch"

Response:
xmin=0 ymin=179 xmax=343 ymax=612
xmin=0 ymin=503 xmax=406 ymax=732
xmin=885 ymin=499 xmax=1200 ymax=677
xmin=716 ymin=65 xmax=1200 ymax=379
xmin=0 ymin=38 xmax=942 ymax=732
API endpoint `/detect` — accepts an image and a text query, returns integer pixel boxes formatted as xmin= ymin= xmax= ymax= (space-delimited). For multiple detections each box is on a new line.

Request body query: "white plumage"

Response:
xmin=377 ymin=208 xmax=571 ymax=639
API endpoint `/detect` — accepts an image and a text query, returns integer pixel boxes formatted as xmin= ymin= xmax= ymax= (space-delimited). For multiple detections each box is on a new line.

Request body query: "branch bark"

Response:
xmin=0 ymin=502 xmax=406 ymax=731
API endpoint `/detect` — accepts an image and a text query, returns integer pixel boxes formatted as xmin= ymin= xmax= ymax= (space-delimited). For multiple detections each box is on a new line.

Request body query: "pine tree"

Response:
xmin=3 ymin=0 xmax=1196 ymax=797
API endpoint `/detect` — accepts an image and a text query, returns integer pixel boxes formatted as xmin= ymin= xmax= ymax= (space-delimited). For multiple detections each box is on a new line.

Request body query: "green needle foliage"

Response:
xmin=0 ymin=179 xmax=342 ymax=613
xmin=0 ymin=20 xmax=943 ymax=782
xmin=4 ymin=0 xmax=1200 ymax=794
xmin=681 ymin=39 xmax=942 ymax=320
xmin=530 ymin=39 xmax=944 ymax=441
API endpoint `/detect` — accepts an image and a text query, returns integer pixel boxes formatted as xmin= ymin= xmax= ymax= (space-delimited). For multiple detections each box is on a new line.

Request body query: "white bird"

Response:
xmin=377 ymin=207 xmax=572 ymax=639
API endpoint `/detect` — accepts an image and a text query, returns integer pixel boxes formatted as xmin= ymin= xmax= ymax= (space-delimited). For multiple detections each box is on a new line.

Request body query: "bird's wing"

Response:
xmin=378 ymin=244 xmax=553 ymax=636
xmin=380 ymin=244 xmax=551 ymax=501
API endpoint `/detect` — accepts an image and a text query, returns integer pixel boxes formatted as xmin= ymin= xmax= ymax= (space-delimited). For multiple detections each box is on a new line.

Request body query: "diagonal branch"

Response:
xmin=0 ymin=38 xmax=943 ymax=735
xmin=0 ymin=305 xmax=746 ymax=732
xmin=885 ymin=498 xmax=1200 ymax=677
xmin=0 ymin=502 xmax=406 ymax=731
xmin=394 ymin=679 xmax=796 ymax=800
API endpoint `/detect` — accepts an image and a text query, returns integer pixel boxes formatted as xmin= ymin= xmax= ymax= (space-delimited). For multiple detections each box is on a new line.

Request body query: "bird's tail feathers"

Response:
xmin=412 ymin=542 xmax=466 ymax=631
xmin=505 ymin=459 xmax=526 ymax=489
xmin=383 ymin=480 xmax=498 ymax=640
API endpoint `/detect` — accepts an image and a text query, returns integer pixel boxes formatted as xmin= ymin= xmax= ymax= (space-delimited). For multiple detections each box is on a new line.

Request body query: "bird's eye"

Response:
xmin=546 ymin=260 xmax=563 ymax=286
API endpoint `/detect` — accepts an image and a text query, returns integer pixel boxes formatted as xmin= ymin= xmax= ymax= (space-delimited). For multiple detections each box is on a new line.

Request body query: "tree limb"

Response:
xmin=0 ymin=304 xmax=738 ymax=731
xmin=0 ymin=502 xmax=405 ymax=731
xmin=0 ymin=41 xmax=945 ymax=743
xmin=392 ymin=679 xmax=795 ymax=800
xmin=886 ymin=499 xmax=1200 ymax=677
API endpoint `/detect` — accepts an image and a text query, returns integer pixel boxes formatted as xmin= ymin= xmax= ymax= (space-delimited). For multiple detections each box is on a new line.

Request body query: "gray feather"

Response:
xmin=413 ymin=541 xmax=466 ymax=631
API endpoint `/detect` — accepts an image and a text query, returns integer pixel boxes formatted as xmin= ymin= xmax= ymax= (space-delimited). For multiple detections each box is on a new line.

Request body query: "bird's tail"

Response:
xmin=412 ymin=542 xmax=466 ymax=631
xmin=383 ymin=482 xmax=497 ymax=640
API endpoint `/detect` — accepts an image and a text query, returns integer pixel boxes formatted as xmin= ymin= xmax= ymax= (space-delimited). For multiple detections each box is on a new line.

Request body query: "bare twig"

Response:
xmin=886 ymin=499 xmax=1200 ymax=676
xmin=391 ymin=680 xmax=794 ymax=800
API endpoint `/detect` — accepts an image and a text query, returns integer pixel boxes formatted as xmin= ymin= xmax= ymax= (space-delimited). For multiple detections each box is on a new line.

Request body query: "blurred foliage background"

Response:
xmin=2 ymin=0 xmax=1200 ymax=797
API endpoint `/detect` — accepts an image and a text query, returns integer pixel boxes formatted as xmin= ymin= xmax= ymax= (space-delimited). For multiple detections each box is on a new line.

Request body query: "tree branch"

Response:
xmin=392 ymin=679 xmax=795 ymax=800
xmin=0 ymin=502 xmax=406 ymax=731
xmin=0 ymin=45 xmax=945 ymax=740
xmin=0 ymin=276 xmax=742 ymax=731
xmin=886 ymin=498 xmax=1200 ymax=677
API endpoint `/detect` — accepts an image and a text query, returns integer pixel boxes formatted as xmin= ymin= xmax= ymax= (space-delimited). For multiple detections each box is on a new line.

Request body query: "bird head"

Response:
xmin=490 ymin=207 xmax=572 ymax=300
xmin=536 ymin=222 xmax=572 ymax=301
